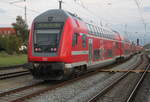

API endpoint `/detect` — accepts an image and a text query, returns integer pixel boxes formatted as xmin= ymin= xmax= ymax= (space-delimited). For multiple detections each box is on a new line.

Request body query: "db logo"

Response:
xmin=42 ymin=57 xmax=48 ymax=61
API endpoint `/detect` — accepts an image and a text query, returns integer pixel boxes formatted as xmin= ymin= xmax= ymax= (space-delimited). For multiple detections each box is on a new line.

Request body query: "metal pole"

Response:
xmin=24 ymin=0 xmax=27 ymax=23
xmin=125 ymin=24 xmax=128 ymax=38
xmin=59 ymin=0 xmax=62 ymax=9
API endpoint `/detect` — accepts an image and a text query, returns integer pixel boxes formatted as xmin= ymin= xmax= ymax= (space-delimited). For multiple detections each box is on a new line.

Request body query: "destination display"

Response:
xmin=35 ymin=23 xmax=62 ymax=29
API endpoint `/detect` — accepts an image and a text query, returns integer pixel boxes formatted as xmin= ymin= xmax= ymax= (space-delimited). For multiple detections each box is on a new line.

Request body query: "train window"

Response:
xmin=104 ymin=34 xmax=106 ymax=38
xmin=99 ymin=49 xmax=103 ymax=59
xmin=97 ymin=27 xmax=99 ymax=35
xmin=107 ymin=49 xmax=113 ymax=57
xmin=96 ymin=27 xmax=100 ymax=36
xmin=90 ymin=25 xmax=93 ymax=34
xmin=116 ymin=42 xmax=119 ymax=48
xmin=110 ymin=34 xmax=112 ymax=39
xmin=103 ymin=33 xmax=106 ymax=38
xmin=100 ymin=28 xmax=102 ymax=37
xmin=89 ymin=24 xmax=92 ymax=34
xmin=98 ymin=27 xmax=101 ymax=37
xmin=102 ymin=29 xmax=105 ymax=38
xmin=107 ymin=34 xmax=109 ymax=39
xmin=97 ymin=27 xmax=100 ymax=37
xmin=125 ymin=50 xmax=129 ymax=55
xmin=96 ymin=27 xmax=99 ymax=36
xmin=72 ymin=33 xmax=78 ymax=47
xmin=95 ymin=26 xmax=98 ymax=36
xmin=94 ymin=26 xmax=97 ymax=36
xmin=122 ymin=43 xmax=124 ymax=48
xmin=110 ymin=34 xmax=113 ymax=40
xmin=94 ymin=49 xmax=101 ymax=60
xmin=106 ymin=34 xmax=108 ymax=38
xmin=108 ymin=34 xmax=110 ymax=39
xmin=103 ymin=29 xmax=105 ymax=35
xmin=92 ymin=25 xmax=96 ymax=35
xmin=87 ymin=24 xmax=91 ymax=33
xmin=35 ymin=22 xmax=63 ymax=29
xmin=82 ymin=35 xmax=87 ymax=48
xmin=92 ymin=25 xmax=95 ymax=35
xmin=88 ymin=24 xmax=92 ymax=34
xmin=109 ymin=34 xmax=111 ymax=39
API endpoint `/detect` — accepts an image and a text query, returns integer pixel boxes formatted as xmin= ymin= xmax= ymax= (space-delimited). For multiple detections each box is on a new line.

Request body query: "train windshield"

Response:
xmin=34 ymin=22 xmax=63 ymax=52
xmin=35 ymin=30 xmax=59 ymax=45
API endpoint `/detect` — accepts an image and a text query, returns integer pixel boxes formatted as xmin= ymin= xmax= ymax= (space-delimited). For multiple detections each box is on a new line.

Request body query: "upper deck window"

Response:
xmin=72 ymin=33 xmax=79 ymax=47
xmin=82 ymin=35 xmax=87 ymax=48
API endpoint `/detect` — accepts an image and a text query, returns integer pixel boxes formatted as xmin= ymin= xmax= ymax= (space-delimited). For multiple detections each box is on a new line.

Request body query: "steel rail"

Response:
xmin=0 ymin=82 xmax=44 ymax=97
xmin=0 ymin=63 xmax=28 ymax=70
xmin=10 ymin=55 xmax=143 ymax=102
xmin=126 ymin=64 xmax=150 ymax=102
xmin=87 ymin=70 xmax=131 ymax=102
xmin=0 ymin=58 xmax=127 ymax=102
xmin=0 ymin=71 xmax=30 ymax=80
xmin=87 ymin=55 xmax=144 ymax=102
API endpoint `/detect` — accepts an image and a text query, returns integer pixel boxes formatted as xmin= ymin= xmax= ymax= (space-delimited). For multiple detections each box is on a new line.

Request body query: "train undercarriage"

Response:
xmin=29 ymin=62 xmax=74 ymax=80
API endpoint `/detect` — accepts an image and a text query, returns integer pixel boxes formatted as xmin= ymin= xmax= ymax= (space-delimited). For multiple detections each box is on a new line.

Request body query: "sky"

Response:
xmin=0 ymin=0 xmax=150 ymax=45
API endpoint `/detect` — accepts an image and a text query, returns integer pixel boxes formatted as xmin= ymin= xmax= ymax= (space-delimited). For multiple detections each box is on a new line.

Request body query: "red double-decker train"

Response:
xmin=28 ymin=9 xmax=142 ymax=80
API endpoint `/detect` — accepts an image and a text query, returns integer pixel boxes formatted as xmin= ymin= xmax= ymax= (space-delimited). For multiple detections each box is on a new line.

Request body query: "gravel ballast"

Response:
xmin=132 ymin=73 xmax=150 ymax=102
xmin=0 ymin=75 xmax=40 ymax=93
xmin=26 ymin=54 xmax=141 ymax=102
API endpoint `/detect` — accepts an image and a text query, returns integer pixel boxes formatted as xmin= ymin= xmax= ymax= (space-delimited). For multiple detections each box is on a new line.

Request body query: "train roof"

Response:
xmin=34 ymin=9 xmax=71 ymax=22
xmin=34 ymin=9 xmax=130 ymax=42
xmin=34 ymin=9 xmax=113 ymax=32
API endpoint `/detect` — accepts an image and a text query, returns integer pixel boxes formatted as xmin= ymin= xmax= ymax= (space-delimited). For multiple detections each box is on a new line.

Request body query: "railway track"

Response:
xmin=0 ymin=63 xmax=28 ymax=70
xmin=0 ymin=70 xmax=30 ymax=80
xmin=0 ymin=54 xmax=141 ymax=102
xmin=87 ymin=54 xmax=149 ymax=102
xmin=126 ymin=64 xmax=150 ymax=102
xmin=0 ymin=68 xmax=114 ymax=102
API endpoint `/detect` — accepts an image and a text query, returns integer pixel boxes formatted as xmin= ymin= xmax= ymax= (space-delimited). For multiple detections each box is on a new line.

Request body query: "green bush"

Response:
xmin=0 ymin=35 xmax=22 ymax=55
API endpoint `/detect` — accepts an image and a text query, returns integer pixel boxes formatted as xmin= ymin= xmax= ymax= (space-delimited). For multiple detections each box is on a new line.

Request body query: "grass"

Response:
xmin=0 ymin=52 xmax=27 ymax=67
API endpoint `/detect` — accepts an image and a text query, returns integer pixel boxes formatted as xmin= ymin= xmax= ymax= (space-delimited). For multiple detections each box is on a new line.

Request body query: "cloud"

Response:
xmin=0 ymin=0 xmax=150 ymax=44
xmin=0 ymin=8 xmax=6 ymax=13
xmin=143 ymin=6 xmax=150 ymax=12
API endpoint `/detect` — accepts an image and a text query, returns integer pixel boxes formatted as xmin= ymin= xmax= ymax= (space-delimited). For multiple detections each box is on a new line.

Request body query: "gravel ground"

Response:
xmin=26 ymin=54 xmax=141 ymax=102
xmin=96 ymin=54 xmax=149 ymax=102
xmin=0 ymin=67 xmax=27 ymax=75
xmin=0 ymin=75 xmax=41 ymax=93
xmin=148 ymin=54 xmax=150 ymax=59
xmin=0 ymin=83 xmax=51 ymax=102
xmin=97 ymin=73 xmax=140 ymax=102
xmin=132 ymin=73 xmax=150 ymax=102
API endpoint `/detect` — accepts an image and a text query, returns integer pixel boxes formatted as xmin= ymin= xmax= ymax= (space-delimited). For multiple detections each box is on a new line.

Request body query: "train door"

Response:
xmin=88 ymin=39 xmax=93 ymax=64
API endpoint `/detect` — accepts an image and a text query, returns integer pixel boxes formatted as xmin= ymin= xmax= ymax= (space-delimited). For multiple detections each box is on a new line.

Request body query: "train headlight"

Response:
xmin=35 ymin=48 xmax=38 ymax=51
xmin=51 ymin=48 xmax=54 ymax=51
xmin=33 ymin=63 xmax=40 ymax=67
xmin=35 ymin=48 xmax=41 ymax=52
xmin=54 ymin=48 xmax=57 ymax=51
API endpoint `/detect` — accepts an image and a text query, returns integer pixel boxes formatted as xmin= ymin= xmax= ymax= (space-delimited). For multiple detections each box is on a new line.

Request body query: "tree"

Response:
xmin=0 ymin=35 xmax=21 ymax=54
xmin=12 ymin=16 xmax=28 ymax=43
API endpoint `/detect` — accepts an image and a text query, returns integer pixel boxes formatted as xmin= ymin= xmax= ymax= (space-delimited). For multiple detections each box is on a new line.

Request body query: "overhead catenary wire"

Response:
xmin=0 ymin=0 xmax=41 ymax=27
xmin=133 ymin=0 xmax=147 ymax=45
xmin=0 ymin=0 xmax=39 ymax=14
xmin=134 ymin=0 xmax=146 ymax=32
xmin=72 ymin=0 xmax=108 ymax=26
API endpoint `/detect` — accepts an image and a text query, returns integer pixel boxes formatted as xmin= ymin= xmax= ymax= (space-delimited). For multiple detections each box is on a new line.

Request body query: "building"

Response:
xmin=0 ymin=27 xmax=16 ymax=35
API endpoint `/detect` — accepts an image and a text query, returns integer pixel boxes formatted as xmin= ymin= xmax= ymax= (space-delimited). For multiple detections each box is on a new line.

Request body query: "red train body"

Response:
xmin=28 ymin=9 xmax=142 ymax=80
